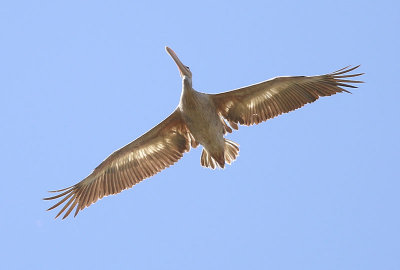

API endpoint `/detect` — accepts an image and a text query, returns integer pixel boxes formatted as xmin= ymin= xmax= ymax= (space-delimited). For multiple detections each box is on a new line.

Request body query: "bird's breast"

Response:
xmin=179 ymin=90 xmax=224 ymax=150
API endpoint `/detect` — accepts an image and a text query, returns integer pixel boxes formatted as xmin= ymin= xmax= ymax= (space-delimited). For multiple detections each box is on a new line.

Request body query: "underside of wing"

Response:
xmin=44 ymin=109 xmax=195 ymax=219
xmin=211 ymin=66 xmax=363 ymax=128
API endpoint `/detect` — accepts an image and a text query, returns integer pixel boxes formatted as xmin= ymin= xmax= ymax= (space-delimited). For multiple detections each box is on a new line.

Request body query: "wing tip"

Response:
xmin=331 ymin=65 xmax=364 ymax=76
xmin=329 ymin=65 xmax=364 ymax=90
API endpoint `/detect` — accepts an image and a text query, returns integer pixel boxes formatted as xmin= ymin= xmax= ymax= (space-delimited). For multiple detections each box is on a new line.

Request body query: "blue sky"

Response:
xmin=2 ymin=1 xmax=399 ymax=269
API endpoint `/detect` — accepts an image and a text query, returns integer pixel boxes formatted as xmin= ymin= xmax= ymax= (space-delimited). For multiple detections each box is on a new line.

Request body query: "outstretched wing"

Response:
xmin=44 ymin=109 xmax=193 ymax=219
xmin=211 ymin=66 xmax=363 ymax=128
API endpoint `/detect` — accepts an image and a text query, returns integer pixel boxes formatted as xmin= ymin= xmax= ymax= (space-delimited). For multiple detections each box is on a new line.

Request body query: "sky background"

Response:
xmin=1 ymin=1 xmax=399 ymax=269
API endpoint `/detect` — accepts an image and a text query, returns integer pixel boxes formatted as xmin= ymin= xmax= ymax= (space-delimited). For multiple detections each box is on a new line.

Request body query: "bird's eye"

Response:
xmin=185 ymin=66 xmax=190 ymax=70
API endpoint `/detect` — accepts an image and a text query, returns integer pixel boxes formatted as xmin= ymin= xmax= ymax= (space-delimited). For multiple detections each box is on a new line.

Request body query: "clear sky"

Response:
xmin=2 ymin=1 xmax=399 ymax=269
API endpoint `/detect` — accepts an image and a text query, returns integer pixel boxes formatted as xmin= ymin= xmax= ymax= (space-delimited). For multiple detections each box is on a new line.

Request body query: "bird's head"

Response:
xmin=166 ymin=47 xmax=192 ymax=80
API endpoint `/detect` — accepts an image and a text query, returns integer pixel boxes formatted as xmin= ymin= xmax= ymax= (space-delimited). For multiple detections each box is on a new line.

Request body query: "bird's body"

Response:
xmin=45 ymin=47 xmax=363 ymax=219
xmin=179 ymin=76 xmax=226 ymax=167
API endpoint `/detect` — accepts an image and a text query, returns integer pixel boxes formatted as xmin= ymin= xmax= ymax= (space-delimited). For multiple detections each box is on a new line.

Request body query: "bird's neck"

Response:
xmin=179 ymin=76 xmax=197 ymax=109
xmin=181 ymin=76 xmax=194 ymax=96
xmin=182 ymin=75 xmax=192 ymax=89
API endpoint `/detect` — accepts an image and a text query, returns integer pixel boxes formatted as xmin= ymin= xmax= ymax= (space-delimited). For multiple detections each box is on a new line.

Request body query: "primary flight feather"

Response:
xmin=44 ymin=47 xmax=363 ymax=219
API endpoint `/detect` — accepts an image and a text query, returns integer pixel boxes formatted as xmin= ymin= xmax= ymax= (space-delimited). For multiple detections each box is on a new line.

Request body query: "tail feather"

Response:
xmin=200 ymin=139 xmax=239 ymax=169
xmin=201 ymin=148 xmax=218 ymax=169
xmin=224 ymin=139 xmax=239 ymax=164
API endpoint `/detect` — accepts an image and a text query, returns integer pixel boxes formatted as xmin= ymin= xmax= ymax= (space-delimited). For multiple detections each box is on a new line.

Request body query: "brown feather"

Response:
xmin=212 ymin=66 xmax=363 ymax=127
xmin=44 ymin=109 xmax=192 ymax=219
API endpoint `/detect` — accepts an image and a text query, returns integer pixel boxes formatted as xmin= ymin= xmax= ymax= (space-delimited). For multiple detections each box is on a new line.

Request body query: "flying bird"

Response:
xmin=45 ymin=47 xmax=363 ymax=219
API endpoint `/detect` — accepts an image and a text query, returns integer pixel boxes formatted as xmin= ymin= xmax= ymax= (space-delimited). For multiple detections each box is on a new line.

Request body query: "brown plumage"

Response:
xmin=44 ymin=47 xmax=363 ymax=219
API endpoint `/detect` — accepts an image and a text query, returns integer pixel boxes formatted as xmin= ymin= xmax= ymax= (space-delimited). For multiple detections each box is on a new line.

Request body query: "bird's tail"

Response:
xmin=200 ymin=139 xmax=239 ymax=169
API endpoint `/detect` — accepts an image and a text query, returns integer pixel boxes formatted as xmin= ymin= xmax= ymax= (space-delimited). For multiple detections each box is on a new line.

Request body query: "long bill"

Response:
xmin=165 ymin=46 xmax=191 ymax=77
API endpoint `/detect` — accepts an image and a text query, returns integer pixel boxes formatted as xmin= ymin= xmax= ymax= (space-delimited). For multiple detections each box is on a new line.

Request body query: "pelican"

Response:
xmin=44 ymin=47 xmax=363 ymax=219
